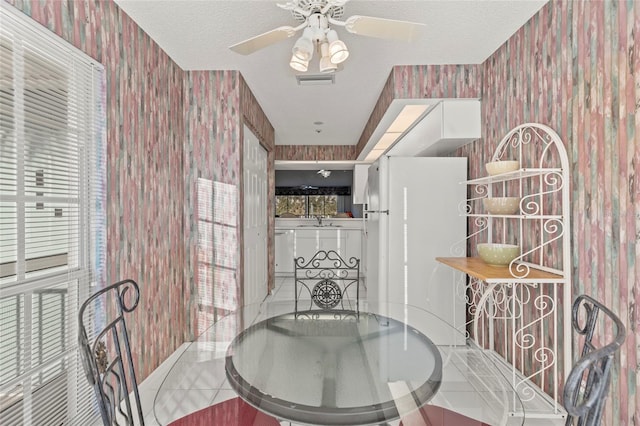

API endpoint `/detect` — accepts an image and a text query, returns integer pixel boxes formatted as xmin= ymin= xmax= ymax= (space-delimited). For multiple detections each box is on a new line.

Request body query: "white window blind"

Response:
xmin=0 ymin=3 xmax=106 ymax=425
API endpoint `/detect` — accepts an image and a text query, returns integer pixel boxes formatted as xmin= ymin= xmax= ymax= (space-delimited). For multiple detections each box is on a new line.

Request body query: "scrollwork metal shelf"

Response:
xmin=463 ymin=167 xmax=563 ymax=185
xmin=437 ymin=123 xmax=571 ymax=420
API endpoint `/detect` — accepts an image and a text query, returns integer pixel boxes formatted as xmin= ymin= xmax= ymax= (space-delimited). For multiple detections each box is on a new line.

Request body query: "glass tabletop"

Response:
xmin=226 ymin=309 xmax=442 ymax=425
xmin=153 ymin=300 xmax=525 ymax=426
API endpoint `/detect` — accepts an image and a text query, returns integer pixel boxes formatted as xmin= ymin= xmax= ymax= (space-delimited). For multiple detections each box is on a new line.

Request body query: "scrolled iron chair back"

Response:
xmin=563 ymin=294 xmax=626 ymax=426
xmin=294 ymin=250 xmax=360 ymax=318
xmin=78 ymin=279 xmax=144 ymax=425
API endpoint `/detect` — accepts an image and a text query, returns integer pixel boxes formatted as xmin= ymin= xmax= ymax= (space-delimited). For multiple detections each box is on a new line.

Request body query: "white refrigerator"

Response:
xmin=364 ymin=156 xmax=467 ymax=344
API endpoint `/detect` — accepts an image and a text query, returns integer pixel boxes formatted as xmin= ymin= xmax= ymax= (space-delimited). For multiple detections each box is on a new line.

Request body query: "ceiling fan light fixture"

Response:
xmin=292 ymin=28 xmax=314 ymax=61
xmin=290 ymin=54 xmax=309 ymax=72
xmin=229 ymin=2 xmax=425 ymax=77
xmin=330 ymin=40 xmax=349 ymax=63
xmin=319 ymin=42 xmax=338 ymax=73
xmin=319 ymin=56 xmax=338 ymax=73
xmin=230 ymin=1 xmax=426 ymax=77
xmin=327 ymin=29 xmax=349 ymax=64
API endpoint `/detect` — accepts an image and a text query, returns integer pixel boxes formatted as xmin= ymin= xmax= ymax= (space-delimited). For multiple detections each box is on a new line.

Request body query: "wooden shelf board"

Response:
xmin=436 ymin=257 xmax=565 ymax=282
xmin=465 ymin=214 xmax=563 ymax=220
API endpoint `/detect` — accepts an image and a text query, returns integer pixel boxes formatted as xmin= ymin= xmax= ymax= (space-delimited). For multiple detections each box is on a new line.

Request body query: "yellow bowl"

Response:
xmin=482 ymin=197 xmax=521 ymax=215
xmin=485 ymin=160 xmax=520 ymax=176
xmin=477 ymin=243 xmax=519 ymax=266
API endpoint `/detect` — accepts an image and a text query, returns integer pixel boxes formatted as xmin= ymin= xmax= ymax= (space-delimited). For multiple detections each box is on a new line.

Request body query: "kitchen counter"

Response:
xmin=275 ymin=218 xmax=363 ymax=231
xmin=276 ymin=225 xmax=362 ymax=230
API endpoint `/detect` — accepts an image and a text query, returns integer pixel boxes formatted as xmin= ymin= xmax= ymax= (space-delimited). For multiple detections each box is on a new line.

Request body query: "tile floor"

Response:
xmin=138 ymin=277 xmax=565 ymax=426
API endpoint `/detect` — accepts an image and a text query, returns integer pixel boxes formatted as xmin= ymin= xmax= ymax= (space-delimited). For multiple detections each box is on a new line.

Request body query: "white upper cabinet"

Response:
xmin=386 ymin=99 xmax=481 ymax=157
xmin=352 ymin=164 xmax=370 ymax=205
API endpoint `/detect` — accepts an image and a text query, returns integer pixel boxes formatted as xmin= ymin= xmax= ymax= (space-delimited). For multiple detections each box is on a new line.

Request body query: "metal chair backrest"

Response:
xmin=294 ymin=250 xmax=360 ymax=317
xmin=563 ymin=294 xmax=626 ymax=426
xmin=78 ymin=279 xmax=144 ymax=425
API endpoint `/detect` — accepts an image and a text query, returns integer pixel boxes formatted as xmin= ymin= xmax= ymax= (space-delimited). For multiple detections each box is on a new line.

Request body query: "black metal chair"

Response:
xmin=294 ymin=250 xmax=360 ymax=317
xmin=78 ymin=279 xmax=144 ymax=425
xmin=563 ymin=294 xmax=626 ymax=426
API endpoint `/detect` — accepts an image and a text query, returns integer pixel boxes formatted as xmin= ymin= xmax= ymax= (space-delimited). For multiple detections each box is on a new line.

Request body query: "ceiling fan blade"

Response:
xmin=344 ymin=15 xmax=425 ymax=42
xmin=229 ymin=26 xmax=299 ymax=55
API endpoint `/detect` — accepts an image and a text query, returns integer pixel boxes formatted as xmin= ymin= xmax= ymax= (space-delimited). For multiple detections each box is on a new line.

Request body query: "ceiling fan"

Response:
xmin=229 ymin=0 xmax=425 ymax=73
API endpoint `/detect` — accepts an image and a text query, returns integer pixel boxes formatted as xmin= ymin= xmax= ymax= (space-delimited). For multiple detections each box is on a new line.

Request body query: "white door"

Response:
xmin=243 ymin=126 xmax=268 ymax=306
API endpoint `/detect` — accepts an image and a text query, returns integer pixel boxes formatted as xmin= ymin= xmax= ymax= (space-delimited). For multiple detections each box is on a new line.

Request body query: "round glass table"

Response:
xmin=153 ymin=300 xmax=524 ymax=426
xmin=226 ymin=309 xmax=442 ymax=425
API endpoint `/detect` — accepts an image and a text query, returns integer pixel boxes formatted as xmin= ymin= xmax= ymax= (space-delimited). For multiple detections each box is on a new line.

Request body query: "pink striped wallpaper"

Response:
xmin=275 ymin=144 xmax=358 ymax=161
xmin=182 ymin=75 xmax=276 ymax=337
xmin=183 ymin=70 xmax=241 ymax=337
xmin=182 ymin=71 xmax=275 ymax=338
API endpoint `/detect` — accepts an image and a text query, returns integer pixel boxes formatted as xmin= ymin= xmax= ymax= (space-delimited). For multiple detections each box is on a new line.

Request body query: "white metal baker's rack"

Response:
xmin=438 ymin=123 xmax=571 ymax=420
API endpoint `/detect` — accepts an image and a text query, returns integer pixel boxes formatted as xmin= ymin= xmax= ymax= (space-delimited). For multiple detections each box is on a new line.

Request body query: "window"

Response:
xmin=275 ymin=195 xmax=306 ymax=217
xmin=308 ymin=195 xmax=337 ymax=217
xmin=276 ymin=194 xmax=339 ymax=217
xmin=0 ymin=3 xmax=105 ymax=425
xmin=275 ymin=185 xmax=351 ymax=218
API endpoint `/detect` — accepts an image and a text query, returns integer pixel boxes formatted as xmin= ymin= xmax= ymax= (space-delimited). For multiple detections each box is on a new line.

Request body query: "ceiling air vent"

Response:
xmin=296 ymin=74 xmax=335 ymax=86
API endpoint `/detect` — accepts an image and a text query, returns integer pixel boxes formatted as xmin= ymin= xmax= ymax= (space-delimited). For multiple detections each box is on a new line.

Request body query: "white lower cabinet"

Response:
xmin=275 ymin=228 xmax=363 ymax=275
xmin=294 ymin=229 xmax=348 ymax=261
xmin=274 ymin=230 xmax=294 ymax=274
xmin=343 ymin=230 xmax=362 ymax=265
xmin=293 ymin=230 xmax=320 ymax=262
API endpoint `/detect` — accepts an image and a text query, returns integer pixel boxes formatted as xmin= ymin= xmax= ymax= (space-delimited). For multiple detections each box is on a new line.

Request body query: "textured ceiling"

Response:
xmin=114 ymin=0 xmax=547 ymax=146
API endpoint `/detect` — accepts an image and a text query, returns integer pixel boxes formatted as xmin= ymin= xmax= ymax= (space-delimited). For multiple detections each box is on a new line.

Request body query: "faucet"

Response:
xmin=316 ymin=215 xmax=323 ymax=226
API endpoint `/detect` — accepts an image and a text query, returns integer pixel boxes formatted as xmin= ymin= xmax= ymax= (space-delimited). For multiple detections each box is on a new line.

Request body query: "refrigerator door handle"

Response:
xmin=363 ymin=182 xmax=369 ymax=228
